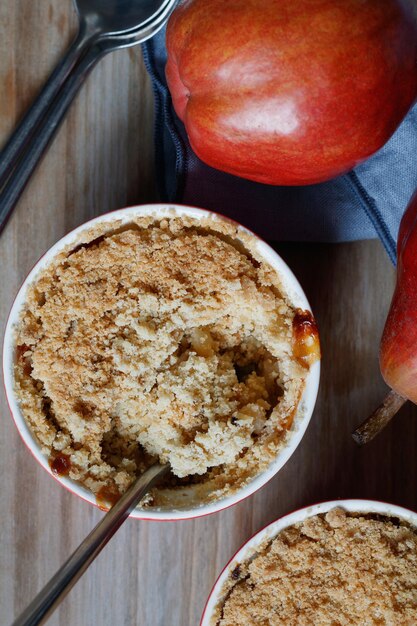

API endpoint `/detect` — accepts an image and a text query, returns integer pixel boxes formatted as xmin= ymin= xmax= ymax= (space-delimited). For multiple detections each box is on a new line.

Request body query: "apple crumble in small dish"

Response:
xmin=3 ymin=205 xmax=320 ymax=519
xmin=203 ymin=500 xmax=417 ymax=626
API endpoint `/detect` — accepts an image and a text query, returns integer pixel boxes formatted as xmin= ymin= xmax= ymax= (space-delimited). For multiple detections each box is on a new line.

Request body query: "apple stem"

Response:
xmin=352 ymin=389 xmax=407 ymax=446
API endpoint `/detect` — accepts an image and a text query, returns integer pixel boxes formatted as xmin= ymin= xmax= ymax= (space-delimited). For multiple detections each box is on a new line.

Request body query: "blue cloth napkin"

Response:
xmin=142 ymin=28 xmax=417 ymax=263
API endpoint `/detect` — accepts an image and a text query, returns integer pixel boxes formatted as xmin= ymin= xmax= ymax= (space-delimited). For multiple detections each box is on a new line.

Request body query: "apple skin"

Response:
xmin=166 ymin=0 xmax=417 ymax=186
xmin=380 ymin=192 xmax=417 ymax=404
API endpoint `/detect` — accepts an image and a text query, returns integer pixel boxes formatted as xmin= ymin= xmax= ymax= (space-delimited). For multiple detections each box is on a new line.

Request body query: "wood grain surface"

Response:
xmin=1 ymin=2 xmax=416 ymax=626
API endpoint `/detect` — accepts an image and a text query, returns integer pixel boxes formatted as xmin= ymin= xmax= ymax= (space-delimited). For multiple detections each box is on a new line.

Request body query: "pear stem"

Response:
xmin=352 ymin=389 xmax=407 ymax=446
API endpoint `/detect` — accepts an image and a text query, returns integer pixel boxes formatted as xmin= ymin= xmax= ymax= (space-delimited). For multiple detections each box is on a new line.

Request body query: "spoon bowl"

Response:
xmin=76 ymin=0 xmax=174 ymax=37
xmin=0 ymin=0 xmax=179 ymax=234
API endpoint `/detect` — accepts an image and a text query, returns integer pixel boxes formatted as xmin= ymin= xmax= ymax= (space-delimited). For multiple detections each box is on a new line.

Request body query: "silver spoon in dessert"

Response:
xmin=12 ymin=463 xmax=169 ymax=626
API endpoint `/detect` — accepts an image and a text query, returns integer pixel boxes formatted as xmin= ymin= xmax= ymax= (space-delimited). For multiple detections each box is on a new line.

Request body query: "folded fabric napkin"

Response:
xmin=142 ymin=28 xmax=417 ymax=263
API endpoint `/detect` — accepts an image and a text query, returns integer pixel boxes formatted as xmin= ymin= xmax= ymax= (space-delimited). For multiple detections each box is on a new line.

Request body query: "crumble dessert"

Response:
xmin=13 ymin=212 xmax=319 ymax=509
xmin=214 ymin=508 xmax=417 ymax=625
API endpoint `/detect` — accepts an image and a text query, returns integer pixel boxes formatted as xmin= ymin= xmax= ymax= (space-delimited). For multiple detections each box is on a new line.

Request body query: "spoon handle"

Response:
xmin=0 ymin=36 xmax=105 ymax=235
xmin=12 ymin=464 xmax=169 ymax=626
xmin=0 ymin=22 xmax=94 ymax=189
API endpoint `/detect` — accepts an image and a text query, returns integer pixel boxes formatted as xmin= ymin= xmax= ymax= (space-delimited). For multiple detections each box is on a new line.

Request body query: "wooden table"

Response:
xmin=1 ymin=2 xmax=416 ymax=625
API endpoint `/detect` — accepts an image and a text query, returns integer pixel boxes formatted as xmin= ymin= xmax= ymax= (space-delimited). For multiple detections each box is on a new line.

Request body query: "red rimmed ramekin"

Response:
xmin=3 ymin=204 xmax=320 ymax=520
xmin=200 ymin=498 xmax=417 ymax=624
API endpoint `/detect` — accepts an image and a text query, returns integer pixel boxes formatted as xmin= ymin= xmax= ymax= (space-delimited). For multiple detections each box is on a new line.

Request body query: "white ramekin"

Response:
xmin=3 ymin=204 xmax=320 ymax=520
xmin=201 ymin=498 xmax=417 ymax=624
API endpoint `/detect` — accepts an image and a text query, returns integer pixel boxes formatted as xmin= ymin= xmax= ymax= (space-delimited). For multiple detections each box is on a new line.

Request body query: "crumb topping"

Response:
xmin=14 ymin=214 xmax=316 ymax=509
xmin=215 ymin=509 xmax=417 ymax=625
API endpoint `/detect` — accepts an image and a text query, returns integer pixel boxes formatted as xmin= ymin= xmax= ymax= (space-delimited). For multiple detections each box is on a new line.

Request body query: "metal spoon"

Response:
xmin=0 ymin=0 xmax=178 ymax=234
xmin=76 ymin=0 xmax=173 ymax=35
xmin=12 ymin=463 xmax=169 ymax=626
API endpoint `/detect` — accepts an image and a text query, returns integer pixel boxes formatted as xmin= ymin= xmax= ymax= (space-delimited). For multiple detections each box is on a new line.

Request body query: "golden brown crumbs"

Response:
xmin=13 ymin=214 xmax=317 ymax=509
xmin=214 ymin=508 xmax=417 ymax=625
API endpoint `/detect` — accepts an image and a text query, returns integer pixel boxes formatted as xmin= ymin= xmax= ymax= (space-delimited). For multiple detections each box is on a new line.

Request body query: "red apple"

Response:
xmin=166 ymin=0 xmax=417 ymax=186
